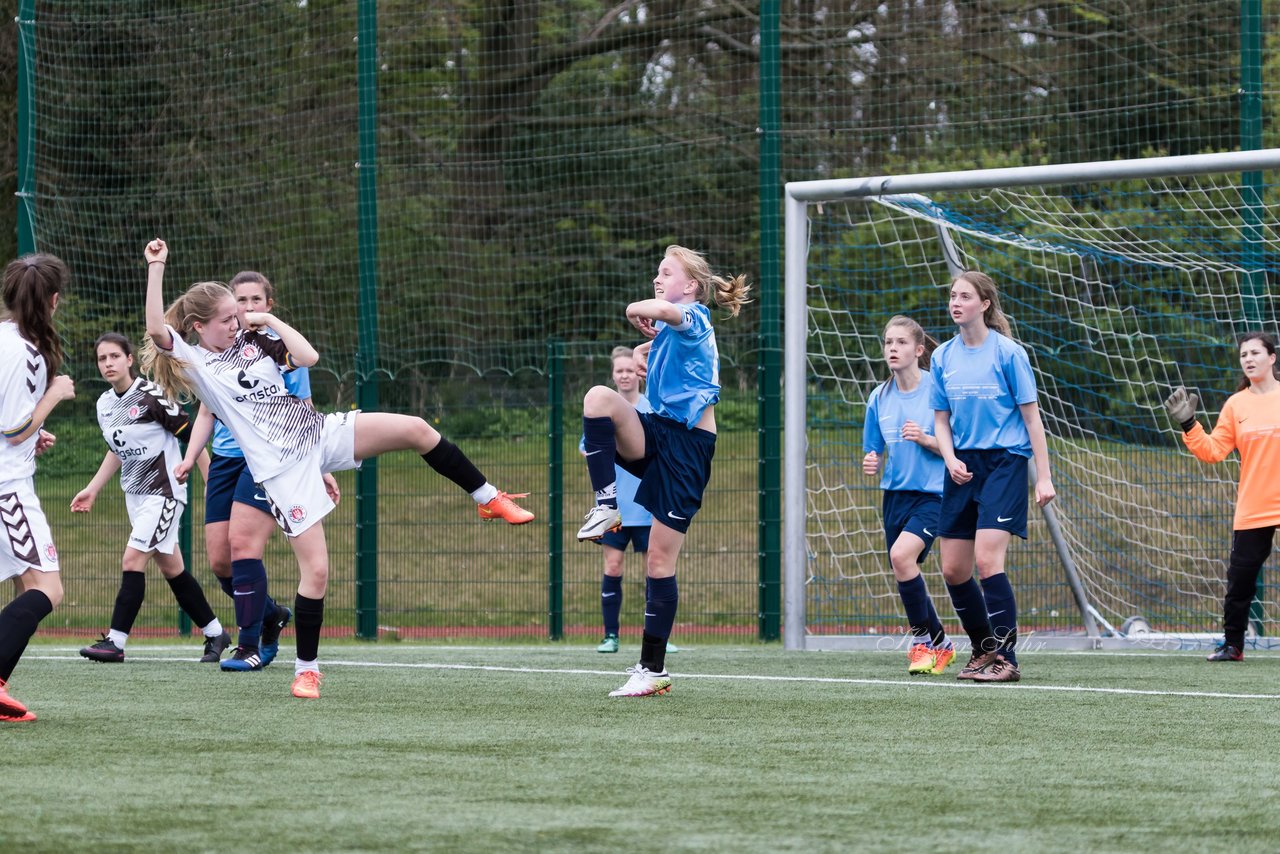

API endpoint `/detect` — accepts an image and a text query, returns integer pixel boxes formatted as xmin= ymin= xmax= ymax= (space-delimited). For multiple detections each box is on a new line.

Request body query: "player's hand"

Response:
xmin=323 ymin=472 xmax=341 ymax=505
xmin=1035 ymin=476 xmax=1056 ymax=507
xmin=174 ymin=459 xmax=193 ymax=484
xmin=947 ymin=458 xmax=972 ymax=485
xmin=145 ymin=238 xmax=168 ymax=265
xmin=1164 ymin=386 xmax=1198 ymax=430
xmin=48 ymin=374 xmax=75 ymax=401
xmin=70 ymin=489 xmax=96 ymax=513
xmin=862 ymin=450 xmax=879 ymax=476
xmin=900 ymin=420 xmax=924 ymax=443
xmin=242 ymin=311 xmax=273 ymax=331
xmin=34 ymin=430 xmax=56 ymax=456
xmin=633 ymin=342 xmax=651 ymax=380
xmin=630 ymin=315 xmax=658 ymax=339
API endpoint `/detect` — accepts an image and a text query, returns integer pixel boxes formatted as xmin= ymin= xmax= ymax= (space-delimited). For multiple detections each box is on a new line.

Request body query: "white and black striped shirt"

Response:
xmin=95 ymin=377 xmax=189 ymax=501
xmin=0 ymin=320 xmax=47 ymax=482
xmin=160 ymin=325 xmax=323 ymax=482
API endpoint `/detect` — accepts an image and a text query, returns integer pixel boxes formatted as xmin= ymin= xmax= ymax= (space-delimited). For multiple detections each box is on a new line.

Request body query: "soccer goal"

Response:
xmin=783 ymin=150 xmax=1280 ymax=651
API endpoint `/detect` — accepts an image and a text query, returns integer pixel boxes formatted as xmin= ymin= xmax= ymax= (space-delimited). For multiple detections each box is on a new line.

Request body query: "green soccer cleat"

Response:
xmin=597 ymin=634 xmax=620 ymax=653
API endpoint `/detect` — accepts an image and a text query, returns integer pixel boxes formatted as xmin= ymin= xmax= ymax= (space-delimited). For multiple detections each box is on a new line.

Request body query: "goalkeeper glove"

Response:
xmin=1164 ymin=387 xmax=1199 ymax=433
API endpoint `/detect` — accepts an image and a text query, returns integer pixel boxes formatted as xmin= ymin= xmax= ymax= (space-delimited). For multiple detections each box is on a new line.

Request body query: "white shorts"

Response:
xmin=0 ymin=477 xmax=59 ymax=581
xmin=260 ymin=410 xmax=360 ymax=538
xmin=124 ymin=494 xmax=184 ymax=555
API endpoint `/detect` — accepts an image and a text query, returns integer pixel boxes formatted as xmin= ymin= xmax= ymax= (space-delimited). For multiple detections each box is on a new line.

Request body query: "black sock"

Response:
xmin=294 ymin=593 xmax=325 ymax=662
xmin=422 ymin=437 xmax=487 ymax=494
xmin=166 ymin=571 xmax=217 ymax=630
xmin=110 ymin=571 xmax=147 ymax=635
xmin=639 ymin=632 xmax=667 ymax=674
xmin=0 ymin=589 xmax=54 ymax=682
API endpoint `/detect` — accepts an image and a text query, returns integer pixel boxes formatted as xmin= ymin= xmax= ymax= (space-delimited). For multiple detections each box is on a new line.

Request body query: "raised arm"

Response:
xmin=626 ymin=299 xmax=683 ymax=337
xmin=144 ymin=239 xmax=173 ymax=350
xmin=243 ymin=312 xmax=319 ymax=368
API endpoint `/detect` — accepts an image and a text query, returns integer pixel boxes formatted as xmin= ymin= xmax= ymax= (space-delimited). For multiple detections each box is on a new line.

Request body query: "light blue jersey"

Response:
xmin=646 ymin=302 xmax=719 ymax=429
xmin=580 ymin=395 xmax=654 ymax=527
xmin=863 ymin=373 xmax=945 ymax=494
xmin=929 ymin=330 xmax=1037 ymax=457
xmin=210 ymin=364 xmax=311 ymax=458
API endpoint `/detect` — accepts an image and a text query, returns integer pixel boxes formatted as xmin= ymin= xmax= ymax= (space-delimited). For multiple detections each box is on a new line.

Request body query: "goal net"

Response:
xmin=783 ymin=151 xmax=1280 ymax=650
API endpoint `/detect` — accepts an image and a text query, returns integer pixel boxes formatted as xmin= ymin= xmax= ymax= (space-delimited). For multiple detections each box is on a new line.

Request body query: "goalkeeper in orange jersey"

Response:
xmin=1165 ymin=331 xmax=1280 ymax=663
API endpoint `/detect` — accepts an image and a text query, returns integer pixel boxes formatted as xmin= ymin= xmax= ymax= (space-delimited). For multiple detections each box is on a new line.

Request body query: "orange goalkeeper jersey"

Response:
xmin=1182 ymin=386 xmax=1280 ymax=530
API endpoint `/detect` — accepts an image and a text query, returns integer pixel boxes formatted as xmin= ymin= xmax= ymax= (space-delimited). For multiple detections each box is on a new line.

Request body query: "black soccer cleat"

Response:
xmin=80 ymin=635 xmax=125 ymax=663
xmin=200 ymin=630 xmax=232 ymax=663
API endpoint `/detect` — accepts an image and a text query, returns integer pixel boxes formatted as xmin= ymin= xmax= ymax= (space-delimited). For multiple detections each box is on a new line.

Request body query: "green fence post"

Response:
xmin=354 ymin=0 xmax=379 ymax=640
xmin=1240 ymin=0 xmax=1265 ymax=638
xmin=756 ymin=0 xmax=783 ymax=641
xmin=16 ymin=0 xmax=36 ymax=254
xmin=547 ymin=339 xmax=564 ymax=640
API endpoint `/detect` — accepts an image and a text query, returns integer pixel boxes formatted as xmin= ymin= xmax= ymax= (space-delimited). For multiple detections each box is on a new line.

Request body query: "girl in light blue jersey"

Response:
xmin=862 ymin=316 xmax=954 ymax=675
xmin=930 ymin=271 xmax=1055 ymax=684
xmin=578 ymin=245 xmax=750 ymax=698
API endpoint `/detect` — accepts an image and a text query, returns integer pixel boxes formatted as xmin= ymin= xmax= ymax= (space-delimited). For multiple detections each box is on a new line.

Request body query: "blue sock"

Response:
xmin=217 ymin=576 xmax=234 ymax=598
xmin=981 ymin=573 xmax=1019 ymax=665
xmin=601 ymin=574 xmax=622 ymax=636
xmin=946 ymin=577 xmax=996 ymax=654
xmin=896 ymin=574 xmax=938 ymax=646
xmin=230 ymin=558 xmax=269 ymax=650
xmin=582 ymin=416 xmax=618 ymax=507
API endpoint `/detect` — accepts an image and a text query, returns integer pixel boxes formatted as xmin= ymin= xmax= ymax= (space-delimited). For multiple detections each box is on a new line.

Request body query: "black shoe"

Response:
xmin=260 ymin=606 xmax=292 ymax=667
xmin=1206 ymin=643 xmax=1243 ymax=662
xmin=80 ymin=634 xmax=125 ymax=663
xmin=200 ymin=630 xmax=232 ymax=663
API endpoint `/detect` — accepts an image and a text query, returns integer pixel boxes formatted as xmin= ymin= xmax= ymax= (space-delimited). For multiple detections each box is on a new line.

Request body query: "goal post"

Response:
xmin=783 ymin=150 xmax=1280 ymax=651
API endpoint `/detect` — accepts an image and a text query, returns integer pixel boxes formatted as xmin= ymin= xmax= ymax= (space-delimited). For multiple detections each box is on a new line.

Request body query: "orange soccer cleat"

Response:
xmin=478 ymin=492 xmax=535 ymax=525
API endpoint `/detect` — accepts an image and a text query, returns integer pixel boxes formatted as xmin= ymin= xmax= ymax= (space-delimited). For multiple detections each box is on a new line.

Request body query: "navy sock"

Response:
xmin=230 ymin=558 xmax=269 ymax=649
xmin=981 ymin=573 xmax=1019 ymax=664
xmin=0 ymin=589 xmax=54 ymax=682
xmin=294 ymin=593 xmax=325 ymax=662
xmin=165 ymin=570 xmax=216 ymax=630
xmin=897 ymin=574 xmax=942 ymax=646
xmin=217 ymin=575 xmax=234 ymax=599
xmin=640 ymin=576 xmax=678 ymax=672
xmin=946 ymin=577 xmax=996 ymax=654
xmin=422 ymin=437 xmax=486 ymax=494
xmin=110 ymin=571 xmax=147 ymax=635
xmin=601 ymin=574 xmax=622 ymax=636
xmin=582 ymin=416 xmax=618 ymax=507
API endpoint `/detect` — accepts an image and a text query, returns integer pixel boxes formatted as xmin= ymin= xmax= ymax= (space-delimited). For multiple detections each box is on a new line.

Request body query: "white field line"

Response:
xmin=27 ymin=650 xmax=1280 ymax=700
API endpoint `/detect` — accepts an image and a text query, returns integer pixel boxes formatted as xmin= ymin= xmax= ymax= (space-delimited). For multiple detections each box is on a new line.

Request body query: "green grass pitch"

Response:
xmin=3 ymin=642 xmax=1277 ymax=852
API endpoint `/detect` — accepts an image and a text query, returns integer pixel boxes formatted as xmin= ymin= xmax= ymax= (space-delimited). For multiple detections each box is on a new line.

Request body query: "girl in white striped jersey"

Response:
xmin=0 ymin=253 xmax=76 ymax=723
xmin=72 ymin=333 xmax=229 ymax=664
xmin=142 ymin=239 xmax=533 ymax=700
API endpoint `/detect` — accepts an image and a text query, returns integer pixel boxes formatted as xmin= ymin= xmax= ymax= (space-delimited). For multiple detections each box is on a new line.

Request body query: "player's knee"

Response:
xmin=582 ymin=385 xmax=615 ymax=417
xmin=411 ymin=417 xmax=440 ymax=452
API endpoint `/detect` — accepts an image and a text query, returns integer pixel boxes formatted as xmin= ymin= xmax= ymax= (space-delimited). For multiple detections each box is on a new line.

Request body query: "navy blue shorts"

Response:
xmin=204 ymin=453 xmax=273 ymax=525
xmin=623 ymin=413 xmax=716 ymax=535
xmin=596 ymin=526 xmax=650 ymax=553
xmin=882 ymin=490 xmax=941 ymax=562
xmin=938 ymin=449 xmax=1029 ymax=540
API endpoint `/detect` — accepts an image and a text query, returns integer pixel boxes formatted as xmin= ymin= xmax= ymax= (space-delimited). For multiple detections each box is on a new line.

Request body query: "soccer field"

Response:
xmin=4 ymin=642 xmax=1277 ymax=852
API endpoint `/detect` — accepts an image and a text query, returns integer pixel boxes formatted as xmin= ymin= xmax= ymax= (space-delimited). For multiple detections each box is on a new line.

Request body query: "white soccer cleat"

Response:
xmin=577 ymin=504 xmax=622 ymax=541
xmin=608 ymin=664 xmax=672 ymax=698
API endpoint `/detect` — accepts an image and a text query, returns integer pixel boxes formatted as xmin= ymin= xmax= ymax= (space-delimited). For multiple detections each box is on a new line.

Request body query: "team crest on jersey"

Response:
xmin=128 ymin=405 xmax=141 ymax=419
xmin=45 ymin=543 xmax=58 ymax=562
xmin=242 ymin=344 xmax=260 ymax=360
xmin=288 ymin=505 xmax=307 ymax=523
